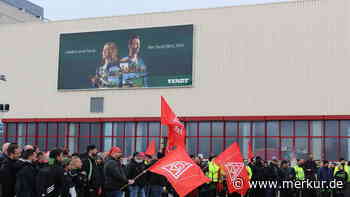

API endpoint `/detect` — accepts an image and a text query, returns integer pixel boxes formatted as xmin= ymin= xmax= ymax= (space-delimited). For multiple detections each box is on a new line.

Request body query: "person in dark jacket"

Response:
xmin=0 ymin=143 xmax=22 ymax=197
xmin=39 ymin=148 xmax=65 ymax=197
xmin=146 ymin=152 xmax=167 ymax=197
xmin=61 ymin=158 xmax=75 ymax=197
xmin=15 ymin=149 xmax=38 ymax=197
xmin=81 ymin=145 xmax=104 ymax=197
xmin=70 ymin=156 xmax=87 ymax=197
xmin=318 ymin=160 xmax=333 ymax=197
xmin=127 ymin=152 xmax=147 ymax=197
xmin=303 ymin=154 xmax=317 ymax=197
xmin=104 ymin=146 xmax=134 ymax=197
xmin=278 ymin=160 xmax=295 ymax=197
xmin=96 ymin=153 xmax=106 ymax=197
xmin=250 ymin=156 xmax=266 ymax=197
xmin=265 ymin=157 xmax=279 ymax=197
xmin=0 ymin=142 xmax=10 ymax=197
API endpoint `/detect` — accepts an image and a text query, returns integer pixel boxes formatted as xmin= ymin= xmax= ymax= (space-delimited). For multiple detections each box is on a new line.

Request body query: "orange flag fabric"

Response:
xmin=145 ymin=140 xmax=156 ymax=156
xmin=248 ymin=140 xmax=254 ymax=162
xmin=148 ymin=147 xmax=209 ymax=197
xmin=214 ymin=142 xmax=250 ymax=196
xmin=161 ymin=96 xmax=186 ymax=152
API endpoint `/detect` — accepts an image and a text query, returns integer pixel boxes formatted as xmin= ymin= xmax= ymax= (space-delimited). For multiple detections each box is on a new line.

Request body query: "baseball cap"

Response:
xmin=108 ymin=146 xmax=122 ymax=156
xmin=137 ymin=152 xmax=146 ymax=158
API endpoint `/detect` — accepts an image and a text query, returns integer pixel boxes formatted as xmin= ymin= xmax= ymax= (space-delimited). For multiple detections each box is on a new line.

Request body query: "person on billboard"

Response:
xmin=91 ymin=42 xmax=122 ymax=88
xmin=120 ymin=35 xmax=148 ymax=87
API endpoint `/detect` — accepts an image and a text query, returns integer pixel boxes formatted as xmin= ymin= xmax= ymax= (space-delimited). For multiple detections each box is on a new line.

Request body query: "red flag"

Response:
xmin=145 ymin=140 xmax=156 ymax=156
xmin=214 ymin=142 xmax=250 ymax=196
xmin=161 ymin=96 xmax=186 ymax=152
xmin=149 ymin=147 xmax=209 ymax=197
xmin=248 ymin=140 xmax=254 ymax=162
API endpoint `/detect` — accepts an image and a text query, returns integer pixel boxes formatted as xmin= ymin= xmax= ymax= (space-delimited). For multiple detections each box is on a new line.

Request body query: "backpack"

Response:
xmin=36 ymin=166 xmax=56 ymax=197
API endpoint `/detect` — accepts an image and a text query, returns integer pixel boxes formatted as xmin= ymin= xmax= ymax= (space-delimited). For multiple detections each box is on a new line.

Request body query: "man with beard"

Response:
xmin=81 ymin=145 xmax=103 ymax=197
xmin=104 ymin=147 xmax=134 ymax=197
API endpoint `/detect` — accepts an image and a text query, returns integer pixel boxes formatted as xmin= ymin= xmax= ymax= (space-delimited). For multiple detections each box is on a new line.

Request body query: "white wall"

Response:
xmin=1 ymin=0 xmax=350 ymax=119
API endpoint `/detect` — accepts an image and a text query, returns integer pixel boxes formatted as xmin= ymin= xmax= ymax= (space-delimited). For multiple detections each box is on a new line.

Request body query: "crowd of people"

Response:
xmin=243 ymin=155 xmax=350 ymax=197
xmin=0 ymin=142 xmax=350 ymax=197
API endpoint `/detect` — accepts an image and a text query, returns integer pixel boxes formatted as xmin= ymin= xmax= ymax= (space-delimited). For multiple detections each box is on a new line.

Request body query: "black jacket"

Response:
xmin=0 ymin=153 xmax=9 ymax=183
xmin=304 ymin=160 xmax=317 ymax=179
xmin=0 ymin=153 xmax=8 ymax=165
xmin=251 ymin=162 xmax=266 ymax=181
xmin=15 ymin=161 xmax=38 ymax=197
xmin=265 ymin=163 xmax=280 ymax=181
xmin=81 ymin=153 xmax=103 ymax=190
xmin=48 ymin=163 xmax=65 ymax=197
xmin=70 ymin=169 xmax=88 ymax=197
xmin=104 ymin=157 xmax=128 ymax=191
xmin=279 ymin=167 xmax=295 ymax=181
xmin=127 ymin=159 xmax=147 ymax=187
xmin=146 ymin=160 xmax=167 ymax=186
xmin=36 ymin=161 xmax=49 ymax=170
xmin=61 ymin=170 xmax=74 ymax=197
xmin=0 ymin=156 xmax=22 ymax=197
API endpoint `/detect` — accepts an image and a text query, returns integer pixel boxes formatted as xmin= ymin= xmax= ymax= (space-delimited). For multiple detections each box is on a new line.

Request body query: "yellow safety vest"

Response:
xmin=334 ymin=165 xmax=350 ymax=182
xmin=246 ymin=165 xmax=253 ymax=180
xmin=293 ymin=166 xmax=305 ymax=181
xmin=206 ymin=161 xmax=220 ymax=182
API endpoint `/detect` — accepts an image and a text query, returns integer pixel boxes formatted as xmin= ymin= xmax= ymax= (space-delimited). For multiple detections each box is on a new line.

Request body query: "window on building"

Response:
xmin=2 ymin=118 xmax=349 ymax=160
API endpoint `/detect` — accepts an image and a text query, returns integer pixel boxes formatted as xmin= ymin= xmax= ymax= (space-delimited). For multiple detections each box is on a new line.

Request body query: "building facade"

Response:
xmin=1 ymin=0 xmax=350 ymax=160
xmin=0 ymin=0 xmax=43 ymax=24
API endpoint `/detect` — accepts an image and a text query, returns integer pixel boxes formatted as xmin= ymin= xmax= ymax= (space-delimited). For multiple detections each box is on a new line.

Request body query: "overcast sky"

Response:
xmin=29 ymin=0 xmax=290 ymax=21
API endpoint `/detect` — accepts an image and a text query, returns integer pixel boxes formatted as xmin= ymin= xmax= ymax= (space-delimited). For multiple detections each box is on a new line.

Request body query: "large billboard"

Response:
xmin=58 ymin=25 xmax=193 ymax=90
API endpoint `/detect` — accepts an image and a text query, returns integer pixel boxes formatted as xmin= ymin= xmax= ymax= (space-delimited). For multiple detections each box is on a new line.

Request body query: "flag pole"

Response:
xmin=120 ymin=169 xmax=149 ymax=191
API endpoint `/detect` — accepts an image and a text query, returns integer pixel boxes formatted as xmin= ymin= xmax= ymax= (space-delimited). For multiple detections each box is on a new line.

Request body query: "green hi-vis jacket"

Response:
xmin=293 ymin=165 xmax=305 ymax=181
xmin=246 ymin=165 xmax=252 ymax=180
xmin=334 ymin=165 xmax=350 ymax=182
xmin=206 ymin=161 xmax=220 ymax=182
